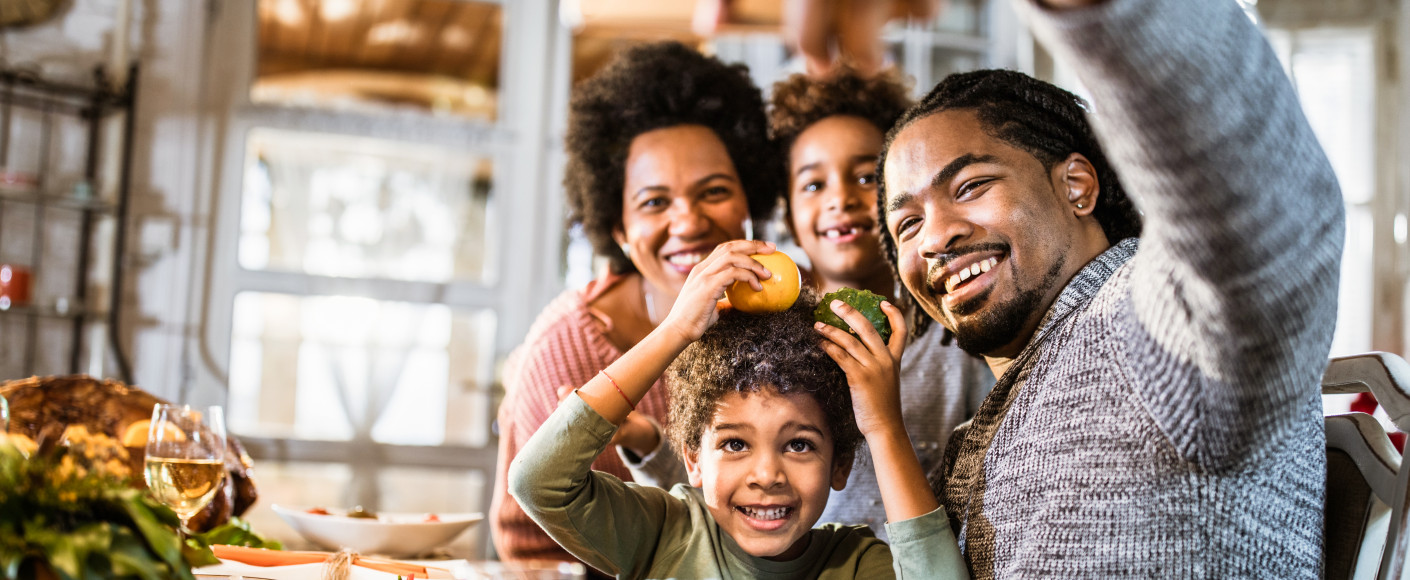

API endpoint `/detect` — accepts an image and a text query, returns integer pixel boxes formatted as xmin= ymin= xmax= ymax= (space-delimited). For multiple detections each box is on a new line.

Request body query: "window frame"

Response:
xmin=196 ymin=0 xmax=570 ymax=531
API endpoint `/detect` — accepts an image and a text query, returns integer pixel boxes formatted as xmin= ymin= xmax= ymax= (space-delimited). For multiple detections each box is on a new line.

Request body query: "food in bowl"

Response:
xmin=346 ymin=505 xmax=377 ymax=519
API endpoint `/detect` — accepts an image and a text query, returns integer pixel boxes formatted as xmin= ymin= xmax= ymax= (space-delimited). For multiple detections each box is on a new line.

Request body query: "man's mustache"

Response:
xmin=926 ymin=242 xmax=1010 ymax=290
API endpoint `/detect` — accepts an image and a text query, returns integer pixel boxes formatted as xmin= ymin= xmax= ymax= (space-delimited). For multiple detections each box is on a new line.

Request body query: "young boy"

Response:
xmin=508 ymin=240 xmax=966 ymax=579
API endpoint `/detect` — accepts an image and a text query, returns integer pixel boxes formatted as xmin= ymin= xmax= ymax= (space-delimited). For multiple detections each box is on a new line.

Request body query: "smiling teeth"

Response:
xmin=945 ymin=257 xmax=1000 ymax=294
xmin=667 ymin=253 xmax=704 ymax=266
xmin=739 ymin=506 xmax=790 ymax=521
xmin=823 ymin=227 xmax=857 ymax=239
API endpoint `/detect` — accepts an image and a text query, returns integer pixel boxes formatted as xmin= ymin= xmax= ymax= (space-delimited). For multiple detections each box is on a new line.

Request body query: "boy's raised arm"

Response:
xmin=818 ymin=300 xmax=969 ymax=579
xmin=511 ymin=239 xmax=778 ymax=576
xmin=508 ymin=394 xmax=680 ymax=578
xmin=577 ymin=240 xmax=778 ymax=425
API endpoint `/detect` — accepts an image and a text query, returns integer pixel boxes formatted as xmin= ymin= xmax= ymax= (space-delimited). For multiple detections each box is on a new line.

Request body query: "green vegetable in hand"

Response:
xmin=814 ymin=288 xmax=891 ymax=343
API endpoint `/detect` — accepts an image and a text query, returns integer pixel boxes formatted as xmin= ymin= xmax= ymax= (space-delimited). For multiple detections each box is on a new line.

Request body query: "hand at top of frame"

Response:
xmin=696 ymin=0 xmax=1106 ymax=78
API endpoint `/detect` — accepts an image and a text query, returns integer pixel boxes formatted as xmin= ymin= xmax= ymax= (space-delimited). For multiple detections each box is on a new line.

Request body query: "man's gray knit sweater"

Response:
xmin=935 ymin=0 xmax=1343 ymax=578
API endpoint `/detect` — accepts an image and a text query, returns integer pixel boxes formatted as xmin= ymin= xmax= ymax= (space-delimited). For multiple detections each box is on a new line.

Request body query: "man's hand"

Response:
xmin=696 ymin=0 xmax=938 ymax=77
xmin=788 ymin=0 xmax=938 ymax=77
xmin=696 ymin=0 xmax=1103 ymax=78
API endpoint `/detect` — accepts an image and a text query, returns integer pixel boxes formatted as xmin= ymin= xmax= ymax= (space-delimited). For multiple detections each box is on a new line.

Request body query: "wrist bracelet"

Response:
xmin=600 ymin=369 xmax=635 ymax=411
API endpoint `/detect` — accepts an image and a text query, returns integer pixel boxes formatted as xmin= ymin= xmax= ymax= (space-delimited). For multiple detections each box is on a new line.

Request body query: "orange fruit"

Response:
xmin=120 ymin=420 xmax=186 ymax=447
xmin=725 ymin=252 xmax=801 ymax=314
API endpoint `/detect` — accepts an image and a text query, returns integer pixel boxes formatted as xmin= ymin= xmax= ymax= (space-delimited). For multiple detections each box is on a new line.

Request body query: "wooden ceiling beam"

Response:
xmin=419 ymin=0 xmax=457 ymax=74
xmin=461 ymin=4 xmax=501 ymax=87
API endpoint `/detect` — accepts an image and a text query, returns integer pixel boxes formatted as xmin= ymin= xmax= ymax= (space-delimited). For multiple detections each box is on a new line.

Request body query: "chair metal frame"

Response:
xmin=1322 ymin=352 xmax=1410 ymax=580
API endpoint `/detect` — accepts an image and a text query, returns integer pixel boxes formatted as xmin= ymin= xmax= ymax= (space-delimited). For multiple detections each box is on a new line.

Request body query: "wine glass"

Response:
xmin=143 ymin=404 xmax=226 ymax=530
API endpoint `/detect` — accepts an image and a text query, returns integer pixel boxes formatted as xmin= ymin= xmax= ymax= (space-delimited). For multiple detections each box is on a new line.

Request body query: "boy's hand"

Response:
xmin=815 ymin=299 xmax=909 ymax=438
xmin=658 ymin=240 xmax=777 ymax=344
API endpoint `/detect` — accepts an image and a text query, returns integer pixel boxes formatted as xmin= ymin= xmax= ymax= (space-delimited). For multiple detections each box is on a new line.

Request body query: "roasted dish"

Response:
xmin=0 ymin=375 xmax=258 ymax=532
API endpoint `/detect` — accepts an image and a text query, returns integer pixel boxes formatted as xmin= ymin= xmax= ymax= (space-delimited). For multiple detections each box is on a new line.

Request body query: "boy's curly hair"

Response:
xmin=565 ymin=42 xmax=784 ymax=275
xmin=666 ymin=289 xmax=862 ymax=466
xmin=768 ymin=67 xmax=913 ymax=166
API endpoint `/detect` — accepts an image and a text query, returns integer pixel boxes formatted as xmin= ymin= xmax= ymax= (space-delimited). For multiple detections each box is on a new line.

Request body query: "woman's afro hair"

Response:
xmin=565 ymin=42 xmax=784 ymax=275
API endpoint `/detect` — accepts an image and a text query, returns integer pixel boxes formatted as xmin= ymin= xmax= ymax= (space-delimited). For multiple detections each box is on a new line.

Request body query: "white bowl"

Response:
xmin=271 ymin=504 xmax=483 ymax=557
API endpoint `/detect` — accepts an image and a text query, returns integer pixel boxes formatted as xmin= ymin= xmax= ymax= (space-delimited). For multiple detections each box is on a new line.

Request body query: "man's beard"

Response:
xmin=947 ymin=255 xmax=1065 ymax=357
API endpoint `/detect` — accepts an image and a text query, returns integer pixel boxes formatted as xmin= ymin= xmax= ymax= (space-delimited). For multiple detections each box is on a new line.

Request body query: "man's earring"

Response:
xmin=1076 ymin=203 xmax=1085 ymax=209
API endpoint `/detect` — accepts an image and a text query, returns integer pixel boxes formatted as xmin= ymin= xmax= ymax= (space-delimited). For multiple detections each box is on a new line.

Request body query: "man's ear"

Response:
xmin=830 ymin=451 xmax=854 ymax=491
xmin=1054 ymin=152 xmax=1100 ymax=217
xmin=684 ymin=444 xmax=705 ymax=488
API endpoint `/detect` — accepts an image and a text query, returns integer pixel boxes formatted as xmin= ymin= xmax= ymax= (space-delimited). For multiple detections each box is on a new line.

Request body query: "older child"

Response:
xmin=509 ymin=240 xmax=966 ymax=579
xmin=769 ymin=70 xmax=992 ymax=535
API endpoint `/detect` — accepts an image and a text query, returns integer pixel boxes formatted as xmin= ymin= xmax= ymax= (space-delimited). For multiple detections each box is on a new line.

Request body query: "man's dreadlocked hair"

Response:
xmin=876 ymin=69 xmax=1143 ymax=338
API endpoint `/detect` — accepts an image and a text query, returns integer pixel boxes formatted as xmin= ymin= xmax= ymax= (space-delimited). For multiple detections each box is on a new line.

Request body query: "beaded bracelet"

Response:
xmin=600 ymin=369 xmax=635 ymax=411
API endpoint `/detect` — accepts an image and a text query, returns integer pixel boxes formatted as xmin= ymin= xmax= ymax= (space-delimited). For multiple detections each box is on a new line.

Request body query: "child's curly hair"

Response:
xmin=768 ymin=67 xmax=913 ymax=167
xmin=666 ymin=289 xmax=862 ymax=466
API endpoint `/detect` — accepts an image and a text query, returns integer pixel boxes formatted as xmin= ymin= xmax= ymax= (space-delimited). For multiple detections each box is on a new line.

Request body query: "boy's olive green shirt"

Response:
xmin=508 ymin=394 xmax=967 ymax=580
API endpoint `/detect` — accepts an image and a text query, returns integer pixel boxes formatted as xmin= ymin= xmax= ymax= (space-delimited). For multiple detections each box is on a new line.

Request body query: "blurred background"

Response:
xmin=0 ymin=0 xmax=1403 ymax=559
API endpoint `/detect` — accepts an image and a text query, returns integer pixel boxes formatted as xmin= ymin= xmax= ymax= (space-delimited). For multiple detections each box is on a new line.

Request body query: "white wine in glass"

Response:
xmin=143 ymin=404 xmax=226 ymax=527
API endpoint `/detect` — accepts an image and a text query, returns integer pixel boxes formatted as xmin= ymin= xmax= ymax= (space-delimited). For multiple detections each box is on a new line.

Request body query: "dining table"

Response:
xmin=194 ymin=545 xmax=586 ymax=579
xmin=195 ymin=545 xmax=465 ymax=579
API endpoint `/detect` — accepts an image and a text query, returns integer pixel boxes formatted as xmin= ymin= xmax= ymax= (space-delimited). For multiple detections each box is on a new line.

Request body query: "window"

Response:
xmin=202 ymin=0 xmax=565 ymax=557
xmin=238 ymin=129 xmax=496 ymax=283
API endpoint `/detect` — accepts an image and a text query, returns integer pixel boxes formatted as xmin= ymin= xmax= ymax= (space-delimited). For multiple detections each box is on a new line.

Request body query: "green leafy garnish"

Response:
xmin=814 ymin=288 xmax=891 ymax=342
xmin=194 ymin=517 xmax=283 ymax=550
xmin=0 ymin=433 xmax=219 ymax=579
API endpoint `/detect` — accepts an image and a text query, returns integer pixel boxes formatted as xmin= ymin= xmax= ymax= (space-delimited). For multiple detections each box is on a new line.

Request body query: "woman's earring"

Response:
xmin=620 ymin=243 xmax=631 ymax=258
xmin=743 ymin=216 xmax=755 ymax=242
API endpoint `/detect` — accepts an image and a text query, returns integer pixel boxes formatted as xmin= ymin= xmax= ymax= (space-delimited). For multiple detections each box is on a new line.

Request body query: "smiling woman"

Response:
xmin=489 ymin=41 xmax=782 ymax=574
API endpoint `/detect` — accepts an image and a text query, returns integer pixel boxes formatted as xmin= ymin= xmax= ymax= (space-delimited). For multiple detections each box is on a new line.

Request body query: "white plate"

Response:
xmin=271 ymin=504 xmax=483 ymax=558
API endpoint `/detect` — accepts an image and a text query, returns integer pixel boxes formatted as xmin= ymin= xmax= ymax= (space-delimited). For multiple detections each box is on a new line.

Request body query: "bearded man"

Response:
xmin=872 ymin=0 xmax=1341 ymax=577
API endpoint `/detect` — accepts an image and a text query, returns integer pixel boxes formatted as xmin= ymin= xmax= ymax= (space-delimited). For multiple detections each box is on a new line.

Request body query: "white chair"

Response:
xmin=1322 ymin=352 xmax=1410 ymax=580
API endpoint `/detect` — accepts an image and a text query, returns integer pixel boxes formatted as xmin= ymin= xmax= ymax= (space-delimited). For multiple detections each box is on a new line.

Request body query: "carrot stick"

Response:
xmin=352 ymin=557 xmax=429 ymax=576
xmin=213 ymin=544 xmax=445 ymax=578
xmin=211 ymin=545 xmax=329 ymax=566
